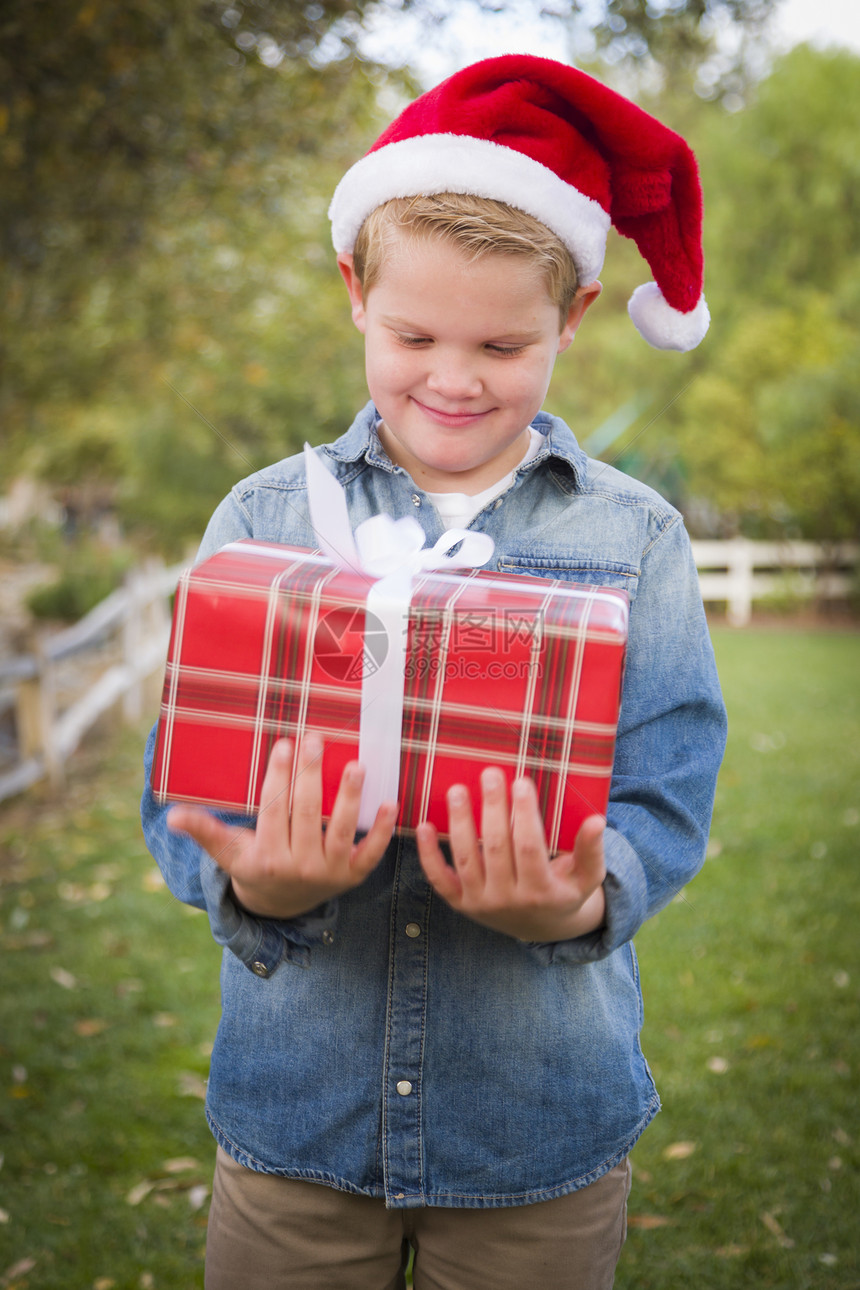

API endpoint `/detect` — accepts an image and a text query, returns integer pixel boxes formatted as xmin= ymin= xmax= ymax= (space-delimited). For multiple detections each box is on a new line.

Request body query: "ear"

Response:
xmin=337 ymin=252 xmax=367 ymax=333
xmin=558 ymin=280 xmax=602 ymax=353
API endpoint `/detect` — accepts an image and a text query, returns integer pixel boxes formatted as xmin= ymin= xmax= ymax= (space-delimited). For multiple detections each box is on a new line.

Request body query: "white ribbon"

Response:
xmin=304 ymin=444 xmax=495 ymax=828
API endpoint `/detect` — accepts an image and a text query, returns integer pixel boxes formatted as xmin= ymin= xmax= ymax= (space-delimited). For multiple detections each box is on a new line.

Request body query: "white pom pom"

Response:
xmin=628 ymin=282 xmax=710 ymax=352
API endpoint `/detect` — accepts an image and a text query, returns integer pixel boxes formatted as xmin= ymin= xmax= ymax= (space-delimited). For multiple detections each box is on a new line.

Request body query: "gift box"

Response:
xmin=152 ymin=539 xmax=628 ymax=854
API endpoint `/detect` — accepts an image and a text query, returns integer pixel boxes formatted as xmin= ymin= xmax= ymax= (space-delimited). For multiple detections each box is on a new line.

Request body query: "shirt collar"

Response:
xmin=322 ymin=403 xmax=393 ymax=470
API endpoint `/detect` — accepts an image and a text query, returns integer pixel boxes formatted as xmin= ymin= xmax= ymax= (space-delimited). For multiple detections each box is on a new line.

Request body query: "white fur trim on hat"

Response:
xmin=627 ymin=282 xmax=710 ymax=353
xmin=328 ymin=133 xmax=611 ymax=286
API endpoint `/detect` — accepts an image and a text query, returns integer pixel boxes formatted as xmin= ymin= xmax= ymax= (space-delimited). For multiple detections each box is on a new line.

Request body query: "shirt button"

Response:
xmin=396 ymin=1080 xmax=413 ymax=1096
xmin=251 ymin=961 xmax=269 ymax=978
xmin=321 ymin=929 xmax=335 ymax=945
xmin=411 ymin=494 xmax=421 ymax=507
xmin=405 ymin=922 xmax=421 ymax=938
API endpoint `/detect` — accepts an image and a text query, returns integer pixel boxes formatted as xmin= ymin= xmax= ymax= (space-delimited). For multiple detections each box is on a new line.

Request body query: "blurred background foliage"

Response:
xmin=1 ymin=0 xmax=858 ymax=566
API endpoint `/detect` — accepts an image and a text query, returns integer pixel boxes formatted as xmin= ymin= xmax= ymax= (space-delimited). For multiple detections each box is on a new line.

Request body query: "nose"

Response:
xmin=425 ymin=349 xmax=483 ymax=402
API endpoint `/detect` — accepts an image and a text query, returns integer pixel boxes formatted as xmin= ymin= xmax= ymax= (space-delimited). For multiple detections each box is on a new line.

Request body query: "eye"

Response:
xmin=486 ymin=343 xmax=526 ymax=357
xmin=394 ymin=333 xmax=432 ymax=348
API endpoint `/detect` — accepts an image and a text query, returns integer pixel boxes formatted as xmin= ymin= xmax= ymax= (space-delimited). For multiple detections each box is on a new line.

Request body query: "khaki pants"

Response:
xmin=205 ymin=1147 xmax=631 ymax=1290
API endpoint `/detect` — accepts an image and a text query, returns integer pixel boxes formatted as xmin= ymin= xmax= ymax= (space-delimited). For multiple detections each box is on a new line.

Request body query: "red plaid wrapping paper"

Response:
xmin=152 ymin=540 xmax=628 ymax=853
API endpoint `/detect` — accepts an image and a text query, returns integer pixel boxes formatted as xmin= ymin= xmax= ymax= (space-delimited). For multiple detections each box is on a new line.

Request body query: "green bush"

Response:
xmin=26 ymin=542 xmax=134 ymax=622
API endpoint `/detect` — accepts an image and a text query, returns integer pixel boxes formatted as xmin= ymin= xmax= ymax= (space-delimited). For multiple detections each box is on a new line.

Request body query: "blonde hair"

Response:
xmin=351 ymin=193 xmax=579 ymax=328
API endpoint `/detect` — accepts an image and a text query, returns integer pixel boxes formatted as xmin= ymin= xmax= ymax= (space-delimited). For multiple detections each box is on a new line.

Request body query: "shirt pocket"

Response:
xmin=497 ymin=554 xmax=641 ymax=604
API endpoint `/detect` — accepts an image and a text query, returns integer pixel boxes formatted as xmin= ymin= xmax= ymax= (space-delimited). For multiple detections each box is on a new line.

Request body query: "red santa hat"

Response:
xmin=329 ymin=54 xmax=709 ymax=351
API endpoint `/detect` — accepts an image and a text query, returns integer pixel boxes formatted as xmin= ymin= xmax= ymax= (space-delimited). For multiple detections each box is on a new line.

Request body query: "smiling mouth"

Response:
xmin=412 ymin=398 xmax=490 ymax=426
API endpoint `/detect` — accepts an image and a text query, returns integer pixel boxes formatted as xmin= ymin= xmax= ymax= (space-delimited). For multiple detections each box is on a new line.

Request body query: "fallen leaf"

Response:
xmin=93 ymin=1279 xmax=116 ymax=1289
xmin=663 ymin=1141 xmax=697 ymax=1161
xmin=707 ymin=1056 xmax=730 ymax=1074
xmin=4 ymin=1258 xmax=37 ymax=1280
xmin=142 ymin=869 xmax=166 ymax=893
xmin=177 ymin=1072 xmax=207 ymax=1100
xmin=6 ymin=931 xmax=53 ymax=952
xmin=163 ymin=1158 xmax=201 ymax=1174
xmin=74 ymin=1019 xmax=109 ymax=1038
xmin=0 ymin=1207 xmax=8 ymax=1223
xmin=50 ymin=967 xmax=77 ymax=990
xmin=627 ymin=1214 xmax=673 ymax=1229
xmin=760 ymin=1211 xmax=795 ymax=1249
xmin=126 ymin=1180 xmax=157 ymax=1207
xmin=716 ymin=1244 xmax=748 ymax=1257
xmin=116 ymin=979 xmax=144 ymax=997
xmin=153 ymin=1013 xmax=177 ymax=1028
xmin=188 ymin=1185 xmax=209 ymax=1211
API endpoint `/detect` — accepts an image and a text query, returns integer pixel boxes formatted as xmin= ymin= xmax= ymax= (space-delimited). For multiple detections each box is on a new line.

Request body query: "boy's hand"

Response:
xmin=167 ymin=734 xmax=398 ymax=920
xmin=416 ymin=768 xmax=606 ymax=943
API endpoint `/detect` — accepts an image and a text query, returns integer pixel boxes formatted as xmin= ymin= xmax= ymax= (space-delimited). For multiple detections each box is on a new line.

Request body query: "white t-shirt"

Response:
xmin=425 ymin=427 xmax=543 ymax=530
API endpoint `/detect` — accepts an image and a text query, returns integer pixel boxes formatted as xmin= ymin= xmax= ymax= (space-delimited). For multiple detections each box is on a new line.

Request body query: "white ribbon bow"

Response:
xmin=304 ymin=444 xmax=495 ymax=827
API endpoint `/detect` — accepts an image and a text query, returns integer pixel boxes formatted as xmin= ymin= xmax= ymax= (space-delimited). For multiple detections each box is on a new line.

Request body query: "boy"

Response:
xmin=142 ymin=55 xmax=726 ymax=1289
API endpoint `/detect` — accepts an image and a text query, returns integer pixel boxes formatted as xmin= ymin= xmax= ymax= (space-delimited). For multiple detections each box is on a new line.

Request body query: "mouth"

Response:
xmin=411 ymin=398 xmax=491 ymax=428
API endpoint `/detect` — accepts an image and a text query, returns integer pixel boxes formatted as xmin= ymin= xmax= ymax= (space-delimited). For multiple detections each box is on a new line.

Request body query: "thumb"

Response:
xmin=168 ymin=804 xmax=245 ymax=871
xmin=572 ymin=814 xmax=606 ymax=881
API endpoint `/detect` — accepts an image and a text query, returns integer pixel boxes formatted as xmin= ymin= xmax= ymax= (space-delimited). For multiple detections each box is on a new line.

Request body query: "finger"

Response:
xmin=416 ymin=822 xmax=463 ymax=905
xmin=571 ymin=814 xmax=607 ymax=886
xmin=478 ymin=767 xmax=514 ymax=883
xmin=325 ymin=761 xmax=367 ymax=856
xmin=446 ymin=784 xmax=485 ymax=889
xmin=168 ymin=805 xmax=247 ymax=872
xmin=289 ymin=731 xmax=325 ymax=846
xmin=509 ymin=777 xmax=551 ymax=882
xmin=254 ymin=739 xmax=294 ymax=854
xmin=351 ymin=799 xmax=399 ymax=878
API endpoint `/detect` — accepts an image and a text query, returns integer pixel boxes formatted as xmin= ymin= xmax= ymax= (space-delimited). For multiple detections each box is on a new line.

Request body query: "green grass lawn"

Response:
xmin=1 ymin=626 xmax=858 ymax=1288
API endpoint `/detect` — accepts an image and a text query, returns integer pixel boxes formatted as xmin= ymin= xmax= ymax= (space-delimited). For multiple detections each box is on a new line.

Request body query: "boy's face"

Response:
xmin=338 ymin=229 xmax=598 ymax=494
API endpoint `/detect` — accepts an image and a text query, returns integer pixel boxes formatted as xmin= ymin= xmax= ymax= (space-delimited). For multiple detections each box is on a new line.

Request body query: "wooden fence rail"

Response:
xmin=690 ymin=538 xmax=858 ymax=627
xmin=0 ymin=561 xmax=186 ymax=804
xmin=0 ymin=540 xmax=857 ymax=804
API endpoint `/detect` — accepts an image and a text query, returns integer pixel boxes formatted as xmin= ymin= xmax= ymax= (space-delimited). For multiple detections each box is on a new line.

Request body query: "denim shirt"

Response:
xmin=141 ymin=402 xmax=726 ymax=1209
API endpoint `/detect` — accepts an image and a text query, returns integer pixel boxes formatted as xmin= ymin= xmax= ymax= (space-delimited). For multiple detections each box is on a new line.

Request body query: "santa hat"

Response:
xmin=329 ymin=54 xmax=709 ymax=351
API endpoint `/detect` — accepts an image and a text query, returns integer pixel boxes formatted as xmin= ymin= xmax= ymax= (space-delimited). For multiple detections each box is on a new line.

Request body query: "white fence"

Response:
xmin=0 ymin=561 xmax=185 ymax=804
xmin=0 ymin=540 xmax=857 ymax=804
xmin=691 ymin=538 xmax=858 ymax=627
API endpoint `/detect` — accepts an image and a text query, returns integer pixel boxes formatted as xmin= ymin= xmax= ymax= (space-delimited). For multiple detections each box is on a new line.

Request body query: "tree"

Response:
xmin=0 ymin=0 xmax=404 ymax=546
xmin=587 ymin=0 xmax=778 ymax=99
xmin=359 ymin=0 xmax=780 ymax=101
xmin=674 ymin=45 xmax=860 ymax=539
xmin=552 ymin=44 xmax=860 ymax=542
